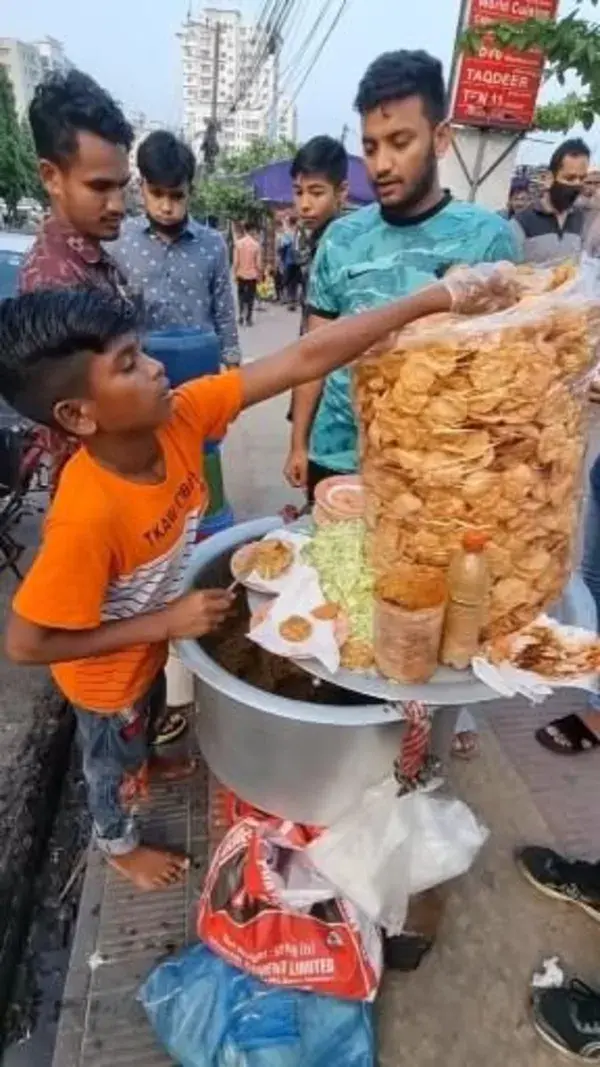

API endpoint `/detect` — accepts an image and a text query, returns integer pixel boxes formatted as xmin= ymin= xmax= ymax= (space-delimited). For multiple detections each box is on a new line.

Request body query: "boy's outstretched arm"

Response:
xmin=241 ymin=262 xmax=519 ymax=409
xmin=240 ymin=283 xmax=451 ymax=409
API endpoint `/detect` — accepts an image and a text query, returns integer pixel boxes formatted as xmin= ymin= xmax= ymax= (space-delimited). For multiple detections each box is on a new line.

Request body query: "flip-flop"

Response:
xmin=535 ymin=713 xmax=600 ymax=756
xmin=451 ymin=731 xmax=479 ymax=760
xmin=153 ymin=709 xmax=189 ymax=748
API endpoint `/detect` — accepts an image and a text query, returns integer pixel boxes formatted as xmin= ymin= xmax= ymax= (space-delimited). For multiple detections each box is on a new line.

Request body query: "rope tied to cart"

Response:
xmin=394 ymin=701 xmax=441 ymax=793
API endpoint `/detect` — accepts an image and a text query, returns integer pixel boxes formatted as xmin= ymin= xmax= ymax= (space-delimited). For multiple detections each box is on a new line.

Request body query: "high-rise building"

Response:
xmin=0 ymin=35 xmax=72 ymax=117
xmin=179 ymin=6 xmax=297 ymax=160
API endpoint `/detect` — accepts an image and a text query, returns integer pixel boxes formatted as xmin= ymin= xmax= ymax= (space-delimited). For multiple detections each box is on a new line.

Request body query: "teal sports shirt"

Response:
xmin=306 ymin=194 xmax=521 ymax=472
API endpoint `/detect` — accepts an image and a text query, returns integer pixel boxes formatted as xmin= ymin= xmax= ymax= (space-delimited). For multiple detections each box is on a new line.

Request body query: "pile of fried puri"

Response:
xmin=355 ymin=263 xmax=600 ymax=640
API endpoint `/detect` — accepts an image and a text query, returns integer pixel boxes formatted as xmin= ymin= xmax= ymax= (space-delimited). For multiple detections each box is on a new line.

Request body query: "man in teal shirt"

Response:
xmin=284 ymin=49 xmax=520 ymax=763
xmin=284 ymin=49 xmax=520 ymax=492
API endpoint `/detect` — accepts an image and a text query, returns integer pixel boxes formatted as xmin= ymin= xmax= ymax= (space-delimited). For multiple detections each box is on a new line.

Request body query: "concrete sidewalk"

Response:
xmin=48 ymin=305 xmax=600 ymax=1065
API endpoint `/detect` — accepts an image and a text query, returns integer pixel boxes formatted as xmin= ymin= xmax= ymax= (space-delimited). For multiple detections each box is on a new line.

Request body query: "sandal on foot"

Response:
xmin=451 ymin=731 xmax=479 ymax=760
xmin=153 ymin=709 xmax=189 ymax=747
xmin=535 ymin=714 xmax=600 ymax=756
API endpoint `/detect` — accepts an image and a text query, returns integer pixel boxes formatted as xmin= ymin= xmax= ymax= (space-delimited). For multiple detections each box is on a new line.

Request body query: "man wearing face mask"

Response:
xmin=511 ymin=139 xmax=590 ymax=263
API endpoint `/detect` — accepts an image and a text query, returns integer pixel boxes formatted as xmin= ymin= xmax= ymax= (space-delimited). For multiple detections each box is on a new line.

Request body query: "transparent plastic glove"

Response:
xmin=444 ymin=261 xmax=521 ymax=316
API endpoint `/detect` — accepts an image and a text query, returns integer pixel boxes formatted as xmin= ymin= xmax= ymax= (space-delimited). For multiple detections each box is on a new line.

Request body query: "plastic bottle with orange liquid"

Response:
xmin=440 ymin=531 xmax=490 ymax=670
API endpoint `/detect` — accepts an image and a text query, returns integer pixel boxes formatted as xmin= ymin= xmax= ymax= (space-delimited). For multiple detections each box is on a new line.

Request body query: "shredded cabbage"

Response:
xmin=304 ymin=520 xmax=374 ymax=641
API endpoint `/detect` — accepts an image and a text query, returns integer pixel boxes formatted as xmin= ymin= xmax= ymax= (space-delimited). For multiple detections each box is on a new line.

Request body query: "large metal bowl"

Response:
xmin=177 ymin=517 xmax=459 ymax=824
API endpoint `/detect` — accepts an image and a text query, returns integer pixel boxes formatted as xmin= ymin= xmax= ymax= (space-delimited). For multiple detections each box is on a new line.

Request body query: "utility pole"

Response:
xmin=210 ymin=19 xmax=222 ymax=126
xmin=341 ymin=123 xmax=349 ymax=146
xmin=267 ymin=28 xmax=281 ymax=144
xmin=203 ymin=19 xmax=222 ymax=174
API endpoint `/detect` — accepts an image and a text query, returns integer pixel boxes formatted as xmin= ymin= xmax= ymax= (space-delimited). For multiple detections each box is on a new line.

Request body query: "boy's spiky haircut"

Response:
xmin=290 ymin=136 xmax=348 ymax=186
xmin=0 ymin=289 xmax=140 ymax=428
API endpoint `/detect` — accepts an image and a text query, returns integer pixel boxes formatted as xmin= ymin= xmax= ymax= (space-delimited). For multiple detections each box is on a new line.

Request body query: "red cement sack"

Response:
xmin=197 ymin=815 xmax=382 ymax=1001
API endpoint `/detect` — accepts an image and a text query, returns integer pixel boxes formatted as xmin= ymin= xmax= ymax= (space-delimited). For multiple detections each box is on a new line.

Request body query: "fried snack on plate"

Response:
xmin=311 ymin=602 xmax=340 ymax=621
xmin=355 ymin=260 xmax=600 ymax=638
xmin=488 ymin=621 xmax=600 ymax=679
xmin=279 ymin=616 xmax=313 ymax=643
xmin=252 ymin=539 xmax=294 ymax=581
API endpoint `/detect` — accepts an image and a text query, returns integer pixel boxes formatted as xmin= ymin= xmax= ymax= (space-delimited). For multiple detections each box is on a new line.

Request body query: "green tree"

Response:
xmin=192 ymin=135 xmax=297 ymax=226
xmin=0 ymin=66 xmax=26 ymax=219
xmin=190 ymin=175 xmax=265 ymax=226
xmin=19 ymin=116 xmax=44 ymax=202
xmin=462 ymin=0 xmax=600 ymax=132
xmin=219 ymin=136 xmax=297 ymax=175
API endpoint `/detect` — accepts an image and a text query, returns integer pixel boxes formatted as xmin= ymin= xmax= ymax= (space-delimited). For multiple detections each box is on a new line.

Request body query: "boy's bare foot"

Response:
xmin=148 ymin=754 xmax=199 ymax=783
xmin=107 ymin=846 xmax=190 ymax=891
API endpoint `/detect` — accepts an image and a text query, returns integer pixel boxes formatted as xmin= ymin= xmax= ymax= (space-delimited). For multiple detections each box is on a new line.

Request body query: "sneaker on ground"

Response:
xmin=532 ymin=980 xmax=600 ymax=1061
xmin=516 ymin=846 xmax=600 ymax=922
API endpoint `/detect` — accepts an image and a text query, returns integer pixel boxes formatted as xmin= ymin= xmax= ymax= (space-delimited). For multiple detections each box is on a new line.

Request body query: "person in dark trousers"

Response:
xmin=233 ymin=222 xmax=262 ymax=327
xmin=511 ymin=138 xmax=590 ymax=263
xmin=290 ymin=136 xmax=349 ymax=337
xmin=279 ymin=217 xmax=302 ymax=310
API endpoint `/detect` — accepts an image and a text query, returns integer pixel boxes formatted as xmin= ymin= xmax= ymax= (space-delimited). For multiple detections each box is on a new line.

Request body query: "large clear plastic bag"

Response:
xmin=355 ymin=260 xmax=600 ymax=639
xmin=307 ymin=777 xmax=489 ymax=935
xmin=139 ymin=942 xmax=375 ymax=1067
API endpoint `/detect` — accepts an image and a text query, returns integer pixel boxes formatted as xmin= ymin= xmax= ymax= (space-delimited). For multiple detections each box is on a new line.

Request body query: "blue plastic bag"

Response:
xmin=139 ymin=942 xmax=374 ymax=1067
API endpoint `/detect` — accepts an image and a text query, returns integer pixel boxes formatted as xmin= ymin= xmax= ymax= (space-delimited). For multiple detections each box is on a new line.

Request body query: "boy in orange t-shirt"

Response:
xmin=1 ymin=273 xmax=498 ymax=891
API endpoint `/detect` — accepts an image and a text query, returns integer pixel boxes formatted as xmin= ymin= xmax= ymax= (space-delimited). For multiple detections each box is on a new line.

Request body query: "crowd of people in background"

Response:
xmin=2 ymin=46 xmax=600 ymax=1061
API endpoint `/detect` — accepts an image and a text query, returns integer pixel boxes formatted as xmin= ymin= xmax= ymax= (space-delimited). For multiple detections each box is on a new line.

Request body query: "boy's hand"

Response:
xmin=284 ymin=447 xmax=309 ymax=489
xmin=165 ymin=589 xmax=234 ymax=640
xmin=443 ymin=262 xmax=520 ymax=316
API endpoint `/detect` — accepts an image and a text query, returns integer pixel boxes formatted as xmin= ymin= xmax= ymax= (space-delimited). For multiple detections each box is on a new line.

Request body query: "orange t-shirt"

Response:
xmin=14 ymin=372 xmax=243 ymax=713
xmin=234 ymin=236 xmax=262 ymax=281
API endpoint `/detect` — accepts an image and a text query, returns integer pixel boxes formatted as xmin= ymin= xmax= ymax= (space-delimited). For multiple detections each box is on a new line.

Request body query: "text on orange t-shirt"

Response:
xmin=13 ymin=372 xmax=243 ymax=713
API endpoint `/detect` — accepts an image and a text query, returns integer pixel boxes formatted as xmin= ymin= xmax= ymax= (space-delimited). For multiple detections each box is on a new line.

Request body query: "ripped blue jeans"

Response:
xmin=74 ymin=674 xmax=165 ymax=856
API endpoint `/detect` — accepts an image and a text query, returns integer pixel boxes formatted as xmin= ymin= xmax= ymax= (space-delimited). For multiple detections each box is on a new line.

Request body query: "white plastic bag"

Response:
xmin=307 ymin=778 xmax=489 ymax=935
xmin=307 ymin=777 xmax=412 ymax=935
xmin=406 ymin=789 xmax=489 ymax=896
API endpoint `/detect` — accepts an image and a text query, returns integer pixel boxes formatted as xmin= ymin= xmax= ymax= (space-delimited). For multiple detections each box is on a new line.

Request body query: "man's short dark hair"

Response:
xmin=290 ymin=136 xmax=348 ymax=186
xmin=354 ymin=50 xmax=446 ymax=124
xmin=29 ymin=70 xmax=133 ymax=166
xmin=550 ymin=138 xmax=591 ymax=176
xmin=137 ymin=131 xmax=196 ymax=188
xmin=0 ymin=290 xmax=140 ymax=428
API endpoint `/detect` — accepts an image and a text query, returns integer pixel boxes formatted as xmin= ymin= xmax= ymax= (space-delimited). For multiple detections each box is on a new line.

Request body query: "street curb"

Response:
xmin=0 ymin=684 xmax=73 ymax=1036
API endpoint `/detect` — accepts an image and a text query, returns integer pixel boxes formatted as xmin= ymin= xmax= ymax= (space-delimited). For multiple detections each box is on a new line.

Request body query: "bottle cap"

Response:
xmin=462 ymin=530 xmax=488 ymax=553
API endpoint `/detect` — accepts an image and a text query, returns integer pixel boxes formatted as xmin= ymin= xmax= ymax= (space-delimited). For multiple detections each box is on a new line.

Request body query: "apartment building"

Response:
xmin=0 ymin=35 xmax=72 ymax=116
xmin=180 ymin=7 xmax=297 ymax=159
